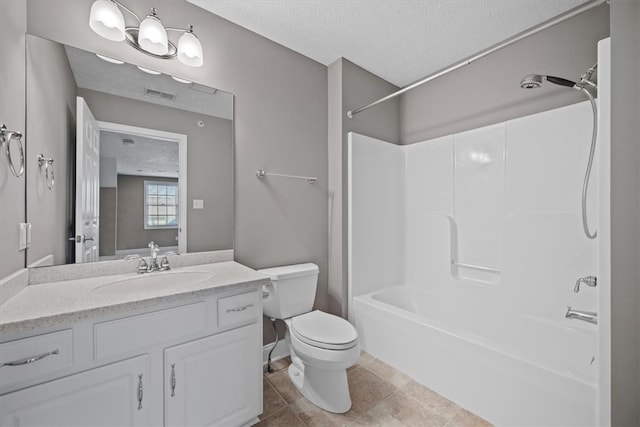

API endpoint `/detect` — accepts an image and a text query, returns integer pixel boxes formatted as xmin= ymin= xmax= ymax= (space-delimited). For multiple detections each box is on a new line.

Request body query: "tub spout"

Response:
xmin=565 ymin=307 xmax=597 ymax=325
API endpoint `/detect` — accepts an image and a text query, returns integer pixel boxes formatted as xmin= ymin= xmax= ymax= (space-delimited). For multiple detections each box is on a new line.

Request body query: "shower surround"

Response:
xmin=348 ymin=82 xmax=608 ymax=425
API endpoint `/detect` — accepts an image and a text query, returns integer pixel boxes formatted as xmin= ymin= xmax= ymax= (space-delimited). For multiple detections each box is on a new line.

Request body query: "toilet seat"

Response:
xmin=291 ymin=310 xmax=358 ymax=351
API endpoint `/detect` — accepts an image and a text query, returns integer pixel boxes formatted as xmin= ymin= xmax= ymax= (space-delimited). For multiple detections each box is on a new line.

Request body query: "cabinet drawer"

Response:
xmin=0 ymin=330 xmax=73 ymax=389
xmin=218 ymin=292 xmax=259 ymax=328
xmin=94 ymin=302 xmax=207 ymax=361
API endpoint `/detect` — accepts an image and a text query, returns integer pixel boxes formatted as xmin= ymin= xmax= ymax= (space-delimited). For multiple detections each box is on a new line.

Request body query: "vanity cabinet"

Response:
xmin=0 ymin=355 xmax=150 ymax=426
xmin=165 ymin=323 xmax=261 ymax=426
xmin=0 ymin=288 xmax=262 ymax=427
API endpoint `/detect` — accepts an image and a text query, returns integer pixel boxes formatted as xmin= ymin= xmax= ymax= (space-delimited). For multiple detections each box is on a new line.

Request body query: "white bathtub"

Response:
xmin=351 ymin=286 xmax=597 ymax=426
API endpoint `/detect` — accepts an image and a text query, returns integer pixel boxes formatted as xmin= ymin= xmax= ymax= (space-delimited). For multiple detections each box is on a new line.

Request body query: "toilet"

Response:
xmin=259 ymin=263 xmax=360 ymax=414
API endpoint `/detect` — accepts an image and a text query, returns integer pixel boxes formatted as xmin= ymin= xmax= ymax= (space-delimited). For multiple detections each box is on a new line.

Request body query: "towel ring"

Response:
xmin=37 ymin=154 xmax=55 ymax=190
xmin=0 ymin=124 xmax=25 ymax=177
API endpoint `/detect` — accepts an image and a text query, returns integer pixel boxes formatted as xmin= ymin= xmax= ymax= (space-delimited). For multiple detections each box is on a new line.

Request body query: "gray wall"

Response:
xmin=328 ymin=58 xmax=400 ymax=316
xmin=0 ymin=1 xmax=26 ymax=279
xmin=400 ymin=5 xmax=610 ymax=144
xmin=27 ymin=0 xmax=328 ymax=345
xmin=26 ymin=35 xmax=76 ymax=266
xmin=78 ymin=88 xmax=234 ymax=253
xmin=610 ymin=1 xmax=640 ymax=424
xmin=116 ymin=175 xmax=178 ymax=250
xmin=99 ymin=187 xmax=116 ymax=256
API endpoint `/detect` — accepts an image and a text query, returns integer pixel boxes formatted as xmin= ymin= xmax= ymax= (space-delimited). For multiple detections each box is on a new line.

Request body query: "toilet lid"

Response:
xmin=291 ymin=311 xmax=358 ymax=350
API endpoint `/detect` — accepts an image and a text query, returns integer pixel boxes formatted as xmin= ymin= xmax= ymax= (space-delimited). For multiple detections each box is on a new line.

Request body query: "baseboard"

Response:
xmin=262 ymin=340 xmax=289 ymax=366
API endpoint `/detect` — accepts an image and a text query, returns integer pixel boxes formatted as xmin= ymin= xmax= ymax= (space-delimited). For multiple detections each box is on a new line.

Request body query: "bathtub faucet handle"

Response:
xmin=574 ymin=276 xmax=597 ymax=293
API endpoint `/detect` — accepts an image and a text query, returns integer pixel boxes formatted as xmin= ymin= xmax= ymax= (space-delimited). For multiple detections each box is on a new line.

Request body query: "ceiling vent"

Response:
xmin=144 ymin=88 xmax=176 ymax=101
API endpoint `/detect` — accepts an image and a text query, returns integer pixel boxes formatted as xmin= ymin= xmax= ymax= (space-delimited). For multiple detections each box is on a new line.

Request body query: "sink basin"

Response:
xmin=92 ymin=271 xmax=214 ymax=295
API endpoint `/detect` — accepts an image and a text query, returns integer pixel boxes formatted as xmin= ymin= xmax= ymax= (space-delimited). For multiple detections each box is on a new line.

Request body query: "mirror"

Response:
xmin=25 ymin=35 xmax=234 ymax=266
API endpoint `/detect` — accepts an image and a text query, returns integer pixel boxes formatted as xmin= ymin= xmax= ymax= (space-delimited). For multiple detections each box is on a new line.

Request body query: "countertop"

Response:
xmin=0 ymin=261 xmax=269 ymax=335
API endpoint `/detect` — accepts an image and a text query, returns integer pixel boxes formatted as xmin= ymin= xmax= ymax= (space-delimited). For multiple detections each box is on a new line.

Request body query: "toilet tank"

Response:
xmin=258 ymin=263 xmax=319 ymax=319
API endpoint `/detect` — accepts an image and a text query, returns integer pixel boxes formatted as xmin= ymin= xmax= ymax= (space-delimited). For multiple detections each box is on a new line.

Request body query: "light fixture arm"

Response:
xmin=165 ymin=27 xmax=195 ymax=33
xmin=110 ymin=0 xmax=141 ymax=23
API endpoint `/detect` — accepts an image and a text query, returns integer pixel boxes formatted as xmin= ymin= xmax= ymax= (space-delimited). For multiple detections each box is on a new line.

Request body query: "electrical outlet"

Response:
xmin=193 ymin=199 xmax=204 ymax=209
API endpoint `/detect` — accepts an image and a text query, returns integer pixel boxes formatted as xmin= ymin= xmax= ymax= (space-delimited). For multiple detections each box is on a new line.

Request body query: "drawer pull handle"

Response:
xmin=226 ymin=304 xmax=254 ymax=313
xmin=170 ymin=363 xmax=176 ymax=397
xmin=0 ymin=349 xmax=59 ymax=367
xmin=137 ymin=374 xmax=144 ymax=410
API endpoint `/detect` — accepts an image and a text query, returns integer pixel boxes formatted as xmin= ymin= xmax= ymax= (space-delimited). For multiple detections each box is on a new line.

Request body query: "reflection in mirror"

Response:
xmin=25 ymin=35 xmax=234 ymax=267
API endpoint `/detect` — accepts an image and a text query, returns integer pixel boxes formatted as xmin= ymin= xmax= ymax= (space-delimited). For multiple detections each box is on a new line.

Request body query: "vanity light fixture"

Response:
xmin=89 ymin=0 xmax=203 ymax=67
xmin=171 ymin=76 xmax=192 ymax=84
xmin=137 ymin=65 xmax=162 ymax=75
xmin=96 ymin=53 xmax=125 ymax=64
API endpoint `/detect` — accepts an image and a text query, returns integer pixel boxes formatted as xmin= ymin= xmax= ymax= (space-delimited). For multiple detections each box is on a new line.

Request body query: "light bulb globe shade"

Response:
xmin=177 ymin=31 xmax=203 ymax=67
xmin=89 ymin=0 xmax=125 ymax=41
xmin=138 ymin=15 xmax=169 ymax=55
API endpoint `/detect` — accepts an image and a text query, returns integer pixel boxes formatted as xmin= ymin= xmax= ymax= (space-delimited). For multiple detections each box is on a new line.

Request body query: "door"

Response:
xmin=0 ymin=355 xmax=150 ymax=426
xmin=75 ymin=96 xmax=100 ymax=262
xmin=165 ymin=323 xmax=262 ymax=427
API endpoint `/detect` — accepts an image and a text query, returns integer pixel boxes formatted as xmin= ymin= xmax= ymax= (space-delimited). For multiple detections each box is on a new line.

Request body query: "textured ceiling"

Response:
xmin=101 ymin=131 xmax=179 ymax=178
xmin=188 ymin=0 xmax=586 ymax=86
xmin=65 ymin=46 xmax=233 ymax=120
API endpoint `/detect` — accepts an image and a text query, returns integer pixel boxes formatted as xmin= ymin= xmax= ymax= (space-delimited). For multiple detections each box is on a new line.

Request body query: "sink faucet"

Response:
xmin=566 ymin=307 xmax=597 ymax=325
xmin=135 ymin=242 xmax=172 ymax=274
xmin=149 ymin=241 xmax=160 ymax=271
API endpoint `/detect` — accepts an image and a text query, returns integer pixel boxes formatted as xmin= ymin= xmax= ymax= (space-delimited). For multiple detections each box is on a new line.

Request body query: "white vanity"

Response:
xmin=0 ymin=259 xmax=268 ymax=427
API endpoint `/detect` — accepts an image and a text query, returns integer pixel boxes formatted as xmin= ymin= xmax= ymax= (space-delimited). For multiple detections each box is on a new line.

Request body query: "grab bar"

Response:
xmin=451 ymin=261 xmax=500 ymax=273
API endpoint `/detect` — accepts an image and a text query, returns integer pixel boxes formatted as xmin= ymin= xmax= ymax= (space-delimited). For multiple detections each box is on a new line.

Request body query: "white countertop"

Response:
xmin=0 ymin=261 xmax=269 ymax=335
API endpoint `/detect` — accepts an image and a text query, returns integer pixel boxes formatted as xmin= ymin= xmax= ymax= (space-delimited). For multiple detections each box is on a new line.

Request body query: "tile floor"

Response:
xmin=256 ymin=352 xmax=493 ymax=427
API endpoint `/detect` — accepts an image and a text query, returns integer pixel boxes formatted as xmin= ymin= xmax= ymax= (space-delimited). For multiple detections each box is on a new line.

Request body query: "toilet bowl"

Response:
xmin=259 ymin=264 xmax=360 ymax=413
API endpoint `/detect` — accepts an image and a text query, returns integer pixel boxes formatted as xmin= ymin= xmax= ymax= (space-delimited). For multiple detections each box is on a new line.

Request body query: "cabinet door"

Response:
xmin=165 ymin=323 xmax=261 ymax=427
xmin=0 ymin=355 xmax=150 ymax=427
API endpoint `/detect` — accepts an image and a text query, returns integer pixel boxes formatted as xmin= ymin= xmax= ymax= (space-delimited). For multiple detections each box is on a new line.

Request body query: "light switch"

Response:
xmin=26 ymin=223 xmax=32 ymax=247
xmin=193 ymin=199 xmax=204 ymax=209
xmin=18 ymin=223 xmax=28 ymax=251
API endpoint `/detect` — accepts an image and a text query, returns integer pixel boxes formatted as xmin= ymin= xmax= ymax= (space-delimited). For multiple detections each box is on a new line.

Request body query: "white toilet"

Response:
xmin=259 ymin=263 xmax=360 ymax=413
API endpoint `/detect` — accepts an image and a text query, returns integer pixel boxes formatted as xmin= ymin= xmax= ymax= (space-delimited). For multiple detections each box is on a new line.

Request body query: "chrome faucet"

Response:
xmin=566 ymin=307 xmax=597 ymax=325
xmin=149 ymin=241 xmax=160 ymax=271
xmin=135 ymin=241 xmax=167 ymax=273
xmin=574 ymin=276 xmax=597 ymax=293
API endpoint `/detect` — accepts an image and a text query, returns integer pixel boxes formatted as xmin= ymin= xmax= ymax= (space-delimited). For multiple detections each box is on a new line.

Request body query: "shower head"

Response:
xmin=520 ymin=74 xmax=544 ymax=89
xmin=519 ymin=74 xmax=577 ymax=89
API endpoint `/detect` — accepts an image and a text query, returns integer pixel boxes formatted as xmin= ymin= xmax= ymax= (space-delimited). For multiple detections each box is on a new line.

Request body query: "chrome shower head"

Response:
xmin=520 ymin=74 xmax=577 ymax=89
xmin=520 ymin=74 xmax=544 ymax=89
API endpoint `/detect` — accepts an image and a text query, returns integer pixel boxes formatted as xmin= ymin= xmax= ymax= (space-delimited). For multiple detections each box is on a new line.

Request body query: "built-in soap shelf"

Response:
xmin=450 ymin=259 xmax=502 ymax=284
xmin=442 ymin=214 xmax=502 ymax=285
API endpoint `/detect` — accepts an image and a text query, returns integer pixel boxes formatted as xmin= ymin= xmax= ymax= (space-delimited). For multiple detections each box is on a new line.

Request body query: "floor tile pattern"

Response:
xmin=256 ymin=352 xmax=493 ymax=427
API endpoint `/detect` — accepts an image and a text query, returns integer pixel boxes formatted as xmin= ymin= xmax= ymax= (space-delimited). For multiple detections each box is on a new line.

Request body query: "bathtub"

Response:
xmin=351 ymin=286 xmax=597 ymax=426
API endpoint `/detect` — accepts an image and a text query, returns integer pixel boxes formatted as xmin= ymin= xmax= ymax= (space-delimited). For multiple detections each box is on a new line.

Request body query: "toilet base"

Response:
xmin=288 ymin=360 xmax=352 ymax=413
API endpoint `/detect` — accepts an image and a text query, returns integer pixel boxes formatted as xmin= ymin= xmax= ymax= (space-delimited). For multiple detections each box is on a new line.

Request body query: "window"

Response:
xmin=144 ymin=181 xmax=178 ymax=229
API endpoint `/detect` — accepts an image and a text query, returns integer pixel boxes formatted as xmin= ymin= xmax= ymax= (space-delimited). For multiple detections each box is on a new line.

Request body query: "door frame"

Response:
xmin=97 ymin=121 xmax=188 ymax=255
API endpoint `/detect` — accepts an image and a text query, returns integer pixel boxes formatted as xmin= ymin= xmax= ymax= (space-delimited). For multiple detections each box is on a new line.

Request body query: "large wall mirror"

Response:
xmin=25 ymin=34 xmax=234 ymax=267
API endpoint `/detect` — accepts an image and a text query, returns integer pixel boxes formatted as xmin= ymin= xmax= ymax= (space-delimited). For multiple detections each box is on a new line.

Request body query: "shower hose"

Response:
xmin=579 ymin=86 xmax=598 ymax=239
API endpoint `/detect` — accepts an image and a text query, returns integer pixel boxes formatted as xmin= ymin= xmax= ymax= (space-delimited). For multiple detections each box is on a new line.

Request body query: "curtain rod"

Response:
xmin=347 ymin=0 xmax=608 ymax=119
